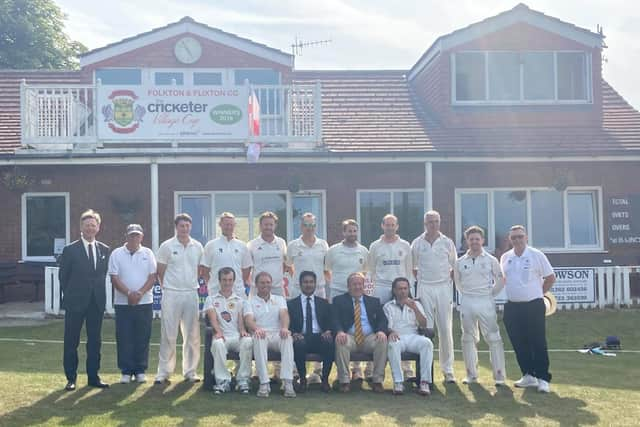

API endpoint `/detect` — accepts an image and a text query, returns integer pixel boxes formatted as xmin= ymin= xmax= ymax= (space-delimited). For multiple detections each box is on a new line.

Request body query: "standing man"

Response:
xmin=154 ymin=213 xmax=204 ymax=384
xmin=368 ymin=214 xmax=412 ymax=304
xmin=248 ymin=211 xmax=290 ymax=297
xmin=384 ymin=277 xmax=433 ymax=396
xmin=204 ymin=267 xmax=252 ymax=394
xmin=109 ymin=224 xmax=157 ymax=384
xmin=201 ymin=212 xmax=252 ymax=298
xmin=454 ymin=226 xmax=506 ymax=386
xmin=333 ymin=272 xmax=388 ymax=393
xmin=325 ymin=219 xmax=369 ymax=301
xmin=411 ymin=210 xmax=458 ymax=383
xmin=244 ymin=272 xmax=296 ymax=398
xmin=501 ymin=225 xmax=556 ymax=393
xmin=59 ymin=209 xmax=110 ymax=391
xmin=286 ymin=212 xmax=329 ymax=299
xmin=287 ymin=271 xmax=334 ymax=393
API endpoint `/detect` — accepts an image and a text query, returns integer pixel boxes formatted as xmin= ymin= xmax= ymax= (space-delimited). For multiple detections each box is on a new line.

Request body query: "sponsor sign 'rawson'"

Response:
xmin=98 ymin=84 xmax=249 ymax=140
xmin=492 ymin=267 xmax=596 ymax=305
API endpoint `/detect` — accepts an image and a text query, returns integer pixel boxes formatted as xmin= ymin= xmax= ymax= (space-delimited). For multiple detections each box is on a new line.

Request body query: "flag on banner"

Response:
xmin=248 ymin=90 xmax=260 ymax=136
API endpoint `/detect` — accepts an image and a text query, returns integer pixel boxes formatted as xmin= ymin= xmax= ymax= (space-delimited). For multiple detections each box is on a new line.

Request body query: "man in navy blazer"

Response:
xmin=58 ymin=209 xmax=110 ymax=391
xmin=287 ymin=271 xmax=334 ymax=393
xmin=333 ymin=272 xmax=389 ymax=393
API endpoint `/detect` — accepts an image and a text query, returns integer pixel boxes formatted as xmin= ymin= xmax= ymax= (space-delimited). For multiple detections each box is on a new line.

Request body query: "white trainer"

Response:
xmin=462 ymin=377 xmax=478 ymax=384
xmin=257 ymin=383 xmax=270 ymax=398
xmin=418 ymin=381 xmax=431 ymax=396
xmin=444 ymin=373 xmax=457 ymax=383
xmin=283 ymin=380 xmax=297 ymax=398
xmin=393 ymin=382 xmax=404 ymax=395
xmin=135 ymin=373 xmax=147 ymax=383
xmin=514 ymin=374 xmax=539 ymax=388
xmin=537 ymin=379 xmax=551 ymax=393
xmin=120 ymin=374 xmax=131 ymax=384
xmin=185 ymin=374 xmax=201 ymax=383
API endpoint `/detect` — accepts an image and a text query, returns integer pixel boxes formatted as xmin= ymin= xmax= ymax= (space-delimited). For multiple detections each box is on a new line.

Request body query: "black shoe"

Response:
xmin=64 ymin=381 xmax=76 ymax=391
xmin=88 ymin=378 xmax=109 ymax=388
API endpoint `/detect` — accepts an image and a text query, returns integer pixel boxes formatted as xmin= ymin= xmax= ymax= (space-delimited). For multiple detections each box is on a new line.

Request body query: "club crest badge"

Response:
xmin=102 ymin=90 xmax=146 ymax=134
xmin=220 ymin=311 xmax=232 ymax=322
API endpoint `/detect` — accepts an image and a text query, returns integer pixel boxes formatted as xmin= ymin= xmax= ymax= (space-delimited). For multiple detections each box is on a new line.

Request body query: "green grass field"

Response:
xmin=1 ymin=309 xmax=639 ymax=426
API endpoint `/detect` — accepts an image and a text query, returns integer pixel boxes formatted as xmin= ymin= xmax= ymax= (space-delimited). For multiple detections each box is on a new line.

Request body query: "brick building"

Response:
xmin=1 ymin=4 xmax=639 ymax=301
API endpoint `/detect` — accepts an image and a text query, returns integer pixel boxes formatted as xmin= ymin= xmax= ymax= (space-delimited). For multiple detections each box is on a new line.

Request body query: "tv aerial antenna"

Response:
xmin=291 ymin=36 xmax=332 ymax=56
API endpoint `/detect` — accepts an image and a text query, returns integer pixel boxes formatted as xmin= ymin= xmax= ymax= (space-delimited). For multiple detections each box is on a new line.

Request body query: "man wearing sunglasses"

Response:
xmin=500 ymin=225 xmax=556 ymax=393
xmin=286 ymin=212 xmax=330 ymax=299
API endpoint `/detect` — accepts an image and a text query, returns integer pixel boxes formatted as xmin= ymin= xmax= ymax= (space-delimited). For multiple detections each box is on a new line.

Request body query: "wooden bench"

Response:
xmin=202 ymin=325 xmax=434 ymax=391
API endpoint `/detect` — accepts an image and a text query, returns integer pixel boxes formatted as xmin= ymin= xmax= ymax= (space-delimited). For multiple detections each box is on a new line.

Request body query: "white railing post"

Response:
xmin=622 ymin=267 xmax=632 ymax=306
xmin=44 ymin=266 xmax=61 ymax=315
xmin=597 ymin=267 xmax=606 ymax=309
xmin=20 ymin=79 xmax=27 ymax=145
xmin=605 ymin=267 xmax=614 ymax=306
xmin=614 ymin=266 xmax=623 ymax=308
xmin=105 ymin=275 xmax=115 ymax=315
xmin=314 ymin=81 xmax=322 ymax=146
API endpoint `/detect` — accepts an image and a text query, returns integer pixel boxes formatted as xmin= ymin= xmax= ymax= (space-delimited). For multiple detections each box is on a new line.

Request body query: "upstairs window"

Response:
xmin=452 ymin=51 xmax=591 ymax=104
xmin=193 ymin=72 xmax=222 ymax=85
xmin=234 ymin=69 xmax=280 ymax=85
xmin=95 ymin=69 xmax=141 ymax=85
xmin=155 ymin=72 xmax=184 ymax=85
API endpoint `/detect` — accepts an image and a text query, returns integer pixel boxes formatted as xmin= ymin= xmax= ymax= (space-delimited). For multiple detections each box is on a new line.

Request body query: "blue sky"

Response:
xmin=57 ymin=0 xmax=640 ymax=109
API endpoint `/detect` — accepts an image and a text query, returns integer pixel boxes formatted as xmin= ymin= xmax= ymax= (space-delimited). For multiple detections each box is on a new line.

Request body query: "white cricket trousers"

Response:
xmin=417 ymin=282 xmax=455 ymax=375
xmin=459 ymin=294 xmax=506 ymax=382
xmin=253 ymin=332 xmax=294 ymax=384
xmin=211 ymin=336 xmax=253 ymax=384
xmin=388 ymin=334 xmax=434 ymax=383
xmin=156 ymin=289 xmax=200 ymax=379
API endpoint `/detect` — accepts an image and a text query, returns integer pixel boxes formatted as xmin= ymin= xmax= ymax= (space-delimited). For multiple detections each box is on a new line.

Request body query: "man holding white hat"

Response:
xmin=500 ymin=225 xmax=556 ymax=393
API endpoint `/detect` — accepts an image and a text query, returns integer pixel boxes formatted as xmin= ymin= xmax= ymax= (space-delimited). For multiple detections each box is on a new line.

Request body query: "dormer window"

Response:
xmin=452 ymin=51 xmax=591 ymax=104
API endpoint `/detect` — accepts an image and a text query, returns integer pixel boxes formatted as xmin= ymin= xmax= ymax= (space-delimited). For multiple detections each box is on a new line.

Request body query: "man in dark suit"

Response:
xmin=287 ymin=271 xmax=334 ymax=393
xmin=333 ymin=272 xmax=388 ymax=393
xmin=58 ymin=209 xmax=110 ymax=391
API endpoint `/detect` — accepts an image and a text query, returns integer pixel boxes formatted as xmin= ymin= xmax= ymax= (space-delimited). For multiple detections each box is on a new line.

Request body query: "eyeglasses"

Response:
xmin=302 ymin=223 xmax=316 ymax=228
xmin=510 ymin=234 xmax=526 ymax=240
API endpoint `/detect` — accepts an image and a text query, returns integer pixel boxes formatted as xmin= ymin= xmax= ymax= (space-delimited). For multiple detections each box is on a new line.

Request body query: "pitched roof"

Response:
xmin=1 ymin=69 xmax=639 ymax=157
xmin=80 ymin=16 xmax=293 ymax=68
xmin=292 ymin=70 xmax=640 ymax=156
xmin=409 ymin=3 xmax=604 ymax=81
xmin=0 ymin=70 xmax=88 ymax=153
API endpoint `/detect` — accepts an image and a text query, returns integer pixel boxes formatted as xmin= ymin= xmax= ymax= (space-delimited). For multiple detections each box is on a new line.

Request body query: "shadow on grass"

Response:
xmin=1 ymin=377 xmax=601 ymax=427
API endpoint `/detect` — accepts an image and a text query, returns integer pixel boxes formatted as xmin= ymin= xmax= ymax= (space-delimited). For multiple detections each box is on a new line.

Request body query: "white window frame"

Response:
xmin=356 ymin=189 xmax=425 ymax=243
xmin=94 ymin=68 xmax=232 ymax=86
xmin=454 ymin=187 xmax=604 ymax=253
xmin=174 ymin=190 xmax=327 ymax=242
xmin=21 ymin=192 xmax=70 ymax=262
xmin=451 ymin=50 xmax=593 ymax=105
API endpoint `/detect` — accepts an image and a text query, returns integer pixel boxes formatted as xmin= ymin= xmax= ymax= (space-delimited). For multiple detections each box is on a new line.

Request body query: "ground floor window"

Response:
xmin=176 ymin=191 xmax=325 ymax=245
xmin=455 ymin=187 xmax=602 ymax=253
xmin=22 ymin=193 xmax=69 ymax=261
xmin=357 ymin=190 xmax=425 ymax=247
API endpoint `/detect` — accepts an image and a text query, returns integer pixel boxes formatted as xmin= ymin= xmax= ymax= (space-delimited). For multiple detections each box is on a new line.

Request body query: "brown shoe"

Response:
xmin=340 ymin=383 xmax=351 ymax=393
xmin=371 ymin=382 xmax=384 ymax=393
xmin=321 ymin=381 xmax=331 ymax=393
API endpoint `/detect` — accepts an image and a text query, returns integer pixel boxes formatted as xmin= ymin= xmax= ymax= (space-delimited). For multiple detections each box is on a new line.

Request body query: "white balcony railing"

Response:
xmin=20 ymin=81 xmax=322 ymax=150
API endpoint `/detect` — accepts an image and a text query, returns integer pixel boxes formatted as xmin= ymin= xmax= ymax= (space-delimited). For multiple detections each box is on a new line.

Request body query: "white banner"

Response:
xmin=493 ymin=267 xmax=596 ymax=305
xmin=98 ymin=85 xmax=249 ymax=140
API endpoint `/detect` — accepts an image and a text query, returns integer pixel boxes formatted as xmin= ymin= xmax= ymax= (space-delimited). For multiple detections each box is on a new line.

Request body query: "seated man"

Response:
xmin=333 ymin=272 xmax=388 ymax=393
xmin=287 ymin=271 xmax=334 ymax=393
xmin=454 ymin=226 xmax=506 ymax=386
xmin=203 ymin=267 xmax=252 ymax=394
xmin=244 ymin=272 xmax=296 ymax=398
xmin=384 ymin=277 xmax=433 ymax=396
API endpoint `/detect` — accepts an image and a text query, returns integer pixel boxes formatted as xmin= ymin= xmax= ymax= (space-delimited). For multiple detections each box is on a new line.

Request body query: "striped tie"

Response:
xmin=354 ymin=298 xmax=364 ymax=346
